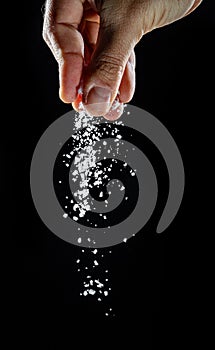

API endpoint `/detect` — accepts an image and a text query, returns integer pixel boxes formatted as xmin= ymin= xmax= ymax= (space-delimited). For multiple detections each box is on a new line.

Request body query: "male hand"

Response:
xmin=43 ymin=0 xmax=202 ymax=120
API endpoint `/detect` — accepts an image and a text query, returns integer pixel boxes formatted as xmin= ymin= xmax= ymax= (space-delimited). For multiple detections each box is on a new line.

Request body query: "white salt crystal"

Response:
xmin=95 ymin=280 xmax=104 ymax=288
xmin=88 ymin=289 xmax=96 ymax=295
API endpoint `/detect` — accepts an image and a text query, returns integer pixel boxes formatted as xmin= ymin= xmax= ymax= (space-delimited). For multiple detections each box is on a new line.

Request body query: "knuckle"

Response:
xmin=94 ymin=55 xmax=124 ymax=84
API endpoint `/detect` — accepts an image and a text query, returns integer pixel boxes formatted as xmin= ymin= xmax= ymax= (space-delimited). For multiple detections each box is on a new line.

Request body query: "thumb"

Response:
xmin=82 ymin=9 xmax=140 ymax=116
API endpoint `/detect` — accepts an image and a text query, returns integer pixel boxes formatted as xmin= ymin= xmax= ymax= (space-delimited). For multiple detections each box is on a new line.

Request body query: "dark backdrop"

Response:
xmin=2 ymin=0 xmax=214 ymax=344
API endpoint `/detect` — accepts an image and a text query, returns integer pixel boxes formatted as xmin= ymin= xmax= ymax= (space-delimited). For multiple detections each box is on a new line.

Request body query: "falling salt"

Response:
xmin=71 ymin=100 xmax=132 ymax=317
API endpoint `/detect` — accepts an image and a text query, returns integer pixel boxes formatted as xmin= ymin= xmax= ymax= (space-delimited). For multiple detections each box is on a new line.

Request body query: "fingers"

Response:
xmin=72 ymin=49 xmax=136 ymax=121
xmin=43 ymin=0 xmax=85 ymax=103
xmin=43 ymin=0 xmax=139 ymax=120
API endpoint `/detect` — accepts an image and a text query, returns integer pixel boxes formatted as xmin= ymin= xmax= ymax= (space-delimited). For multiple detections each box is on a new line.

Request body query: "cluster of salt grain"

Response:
xmin=70 ymin=102 xmax=101 ymax=219
xmin=68 ymin=102 xmax=130 ymax=224
xmin=71 ymin=101 xmax=133 ymax=316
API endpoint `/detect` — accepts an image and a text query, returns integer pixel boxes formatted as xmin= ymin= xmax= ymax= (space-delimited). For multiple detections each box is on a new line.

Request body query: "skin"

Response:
xmin=43 ymin=0 xmax=203 ymax=120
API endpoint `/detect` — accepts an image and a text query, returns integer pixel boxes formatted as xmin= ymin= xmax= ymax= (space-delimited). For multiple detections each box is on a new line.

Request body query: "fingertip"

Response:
xmin=103 ymin=101 xmax=124 ymax=121
xmin=59 ymin=89 xmax=73 ymax=104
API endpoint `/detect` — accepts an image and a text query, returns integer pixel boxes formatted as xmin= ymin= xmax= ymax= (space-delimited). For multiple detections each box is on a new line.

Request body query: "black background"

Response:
xmin=2 ymin=0 xmax=214 ymax=345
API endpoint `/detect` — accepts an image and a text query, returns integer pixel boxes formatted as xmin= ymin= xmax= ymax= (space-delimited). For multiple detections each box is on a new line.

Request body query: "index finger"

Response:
xmin=43 ymin=0 xmax=85 ymax=102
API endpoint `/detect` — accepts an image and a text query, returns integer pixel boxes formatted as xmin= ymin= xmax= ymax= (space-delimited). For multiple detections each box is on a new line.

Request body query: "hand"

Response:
xmin=43 ymin=0 xmax=202 ymax=120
